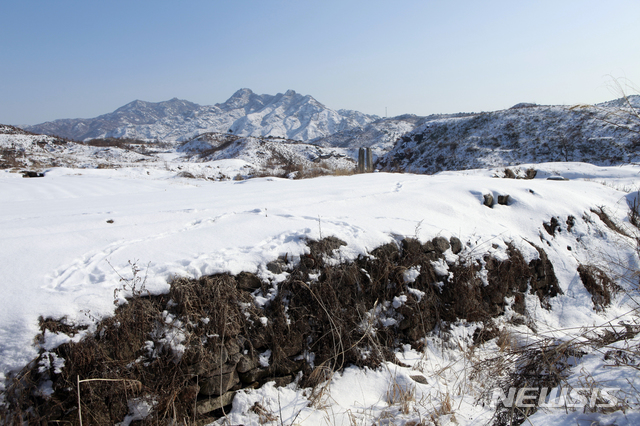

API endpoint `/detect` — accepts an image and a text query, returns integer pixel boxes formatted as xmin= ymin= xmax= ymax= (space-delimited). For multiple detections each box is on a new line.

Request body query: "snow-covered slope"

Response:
xmin=0 ymin=124 xmax=152 ymax=169
xmin=1 ymin=163 xmax=639 ymax=425
xmin=178 ymin=132 xmax=355 ymax=175
xmin=4 ymin=94 xmax=640 ymax=425
xmin=378 ymin=100 xmax=640 ymax=173
xmin=595 ymin=93 xmax=640 ymax=109
xmin=25 ymin=89 xmax=379 ymax=143
xmin=312 ymin=114 xmax=428 ymax=151
xmin=1 ymin=124 xmax=357 ymax=180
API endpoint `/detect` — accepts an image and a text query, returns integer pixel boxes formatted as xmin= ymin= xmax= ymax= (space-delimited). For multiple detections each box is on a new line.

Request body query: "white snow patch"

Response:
xmin=403 ymin=266 xmax=420 ymax=283
xmin=259 ymin=349 xmax=272 ymax=367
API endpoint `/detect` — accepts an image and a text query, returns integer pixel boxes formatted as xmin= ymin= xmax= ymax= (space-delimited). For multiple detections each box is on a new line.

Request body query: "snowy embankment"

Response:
xmin=1 ymin=163 xmax=640 ymax=424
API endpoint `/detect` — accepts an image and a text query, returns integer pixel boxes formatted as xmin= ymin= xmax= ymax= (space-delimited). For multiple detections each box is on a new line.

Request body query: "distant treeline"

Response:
xmin=83 ymin=137 xmax=151 ymax=148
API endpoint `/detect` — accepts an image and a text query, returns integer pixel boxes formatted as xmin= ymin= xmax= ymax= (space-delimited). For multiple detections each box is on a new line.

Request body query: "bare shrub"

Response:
xmin=478 ymin=339 xmax=585 ymax=426
xmin=577 ymin=264 xmax=621 ymax=311
xmin=110 ymin=259 xmax=150 ymax=303
xmin=496 ymin=328 xmax=517 ymax=352
xmin=523 ymin=168 xmax=537 ymax=179
xmin=628 ymin=191 xmax=640 ymax=230
xmin=386 ymin=377 xmax=415 ymax=415
xmin=591 ymin=207 xmax=630 ymax=237
xmin=176 ymin=171 xmax=196 ymax=179
xmin=332 ymin=166 xmax=356 ymax=176
xmin=250 ymin=401 xmax=278 ymax=423
xmin=503 ymin=168 xmax=516 ymax=179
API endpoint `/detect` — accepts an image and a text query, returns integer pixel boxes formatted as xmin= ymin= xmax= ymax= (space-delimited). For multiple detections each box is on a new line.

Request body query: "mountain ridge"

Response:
xmin=25 ymin=89 xmax=380 ymax=143
xmin=377 ymin=100 xmax=640 ymax=173
xmin=17 ymin=93 xmax=640 ymax=175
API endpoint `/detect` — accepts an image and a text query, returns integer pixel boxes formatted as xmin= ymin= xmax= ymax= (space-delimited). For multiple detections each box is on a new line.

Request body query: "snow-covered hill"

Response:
xmin=24 ymin=93 xmax=640 ymax=174
xmin=1 ymin=163 xmax=639 ymax=425
xmin=177 ymin=132 xmax=355 ymax=177
xmin=0 ymin=124 xmax=152 ymax=169
xmin=595 ymin=93 xmax=640 ymax=109
xmin=9 ymin=93 xmax=640 ymax=182
xmin=25 ymin=89 xmax=380 ymax=143
xmin=311 ymin=113 xmax=477 ymax=157
xmin=4 ymin=93 xmax=640 ymax=425
xmin=312 ymin=114 xmax=424 ymax=151
xmin=1 ymin=124 xmax=359 ymax=181
xmin=378 ymin=100 xmax=640 ymax=173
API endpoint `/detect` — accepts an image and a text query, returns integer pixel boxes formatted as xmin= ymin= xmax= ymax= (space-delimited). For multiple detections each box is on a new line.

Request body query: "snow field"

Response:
xmin=1 ymin=162 xmax=640 ymax=424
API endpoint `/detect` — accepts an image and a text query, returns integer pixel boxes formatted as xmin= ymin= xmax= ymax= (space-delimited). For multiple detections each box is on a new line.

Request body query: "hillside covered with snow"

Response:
xmin=2 ymin=94 xmax=640 ymax=425
xmin=25 ymin=89 xmax=379 ymax=143
xmin=0 ymin=125 xmax=153 ymax=170
xmin=1 ymin=162 xmax=640 ymax=425
xmin=23 ymin=93 xmax=640 ymax=177
xmin=378 ymin=97 xmax=640 ymax=173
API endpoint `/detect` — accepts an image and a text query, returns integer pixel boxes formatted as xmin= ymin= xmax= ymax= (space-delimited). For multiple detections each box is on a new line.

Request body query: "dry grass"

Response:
xmin=254 ymin=158 xmax=356 ymax=180
xmin=474 ymin=338 xmax=584 ymax=425
xmin=591 ymin=206 xmax=631 ymax=237
xmin=0 ymin=236 xmax=570 ymax=425
xmin=250 ymin=401 xmax=278 ymax=424
xmin=496 ymin=329 xmax=518 ymax=353
xmin=472 ymin=306 xmax=640 ymax=425
xmin=386 ymin=376 xmax=416 ymax=415
xmin=628 ymin=191 xmax=640 ymax=230
xmin=438 ymin=392 xmax=453 ymax=415
xmin=577 ymin=264 xmax=621 ymax=311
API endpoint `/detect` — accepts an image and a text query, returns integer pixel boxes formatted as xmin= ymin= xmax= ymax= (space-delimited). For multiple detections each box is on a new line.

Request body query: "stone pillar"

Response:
xmin=365 ymin=147 xmax=373 ymax=172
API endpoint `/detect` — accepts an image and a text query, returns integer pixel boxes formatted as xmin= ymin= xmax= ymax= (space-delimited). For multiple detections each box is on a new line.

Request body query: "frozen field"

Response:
xmin=1 ymin=162 xmax=640 ymax=424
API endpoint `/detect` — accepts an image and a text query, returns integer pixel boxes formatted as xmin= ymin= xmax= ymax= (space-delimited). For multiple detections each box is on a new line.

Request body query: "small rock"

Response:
xmin=236 ymin=354 xmax=259 ymax=374
xmin=226 ymin=339 xmax=241 ymax=356
xmin=196 ymin=390 xmax=236 ymax=415
xmin=266 ymin=261 xmax=284 ymax=274
xmin=497 ymin=194 xmax=510 ymax=205
xmin=235 ymin=272 xmax=262 ymax=291
xmin=211 ymin=344 xmax=229 ymax=366
xmin=449 ymin=237 xmax=462 ymax=254
xmin=421 ymin=240 xmax=436 ymax=253
xmin=239 ymin=367 xmax=271 ymax=384
xmin=271 ymin=375 xmax=294 ymax=387
xmin=186 ymin=344 xmax=229 ymax=376
xmin=308 ymin=236 xmax=347 ymax=257
xmin=190 ymin=359 xmax=235 ymax=377
xmin=483 ymin=193 xmax=494 ymax=207
xmin=402 ymin=238 xmax=422 ymax=256
xmin=22 ymin=171 xmax=44 ymax=178
xmin=274 ymin=359 xmax=304 ymax=376
xmin=199 ymin=370 xmax=239 ymax=396
xmin=432 ymin=236 xmax=450 ymax=253
xmin=410 ymin=375 xmax=428 ymax=385
xmin=371 ymin=243 xmax=400 ymax=261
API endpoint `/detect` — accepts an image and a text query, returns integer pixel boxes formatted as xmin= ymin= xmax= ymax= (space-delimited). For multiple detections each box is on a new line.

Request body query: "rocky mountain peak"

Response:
xmin=25 ymin=89 xmax=379 ymax=142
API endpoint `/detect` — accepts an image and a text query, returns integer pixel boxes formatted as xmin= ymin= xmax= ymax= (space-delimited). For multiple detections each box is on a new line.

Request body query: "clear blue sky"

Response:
xmin=2 ymin=0 xmax=639 ymax=125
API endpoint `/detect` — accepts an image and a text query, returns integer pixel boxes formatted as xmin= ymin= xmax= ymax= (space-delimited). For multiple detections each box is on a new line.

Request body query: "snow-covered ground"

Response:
xmin=1 ymin=162 xmax=640 ymax=424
